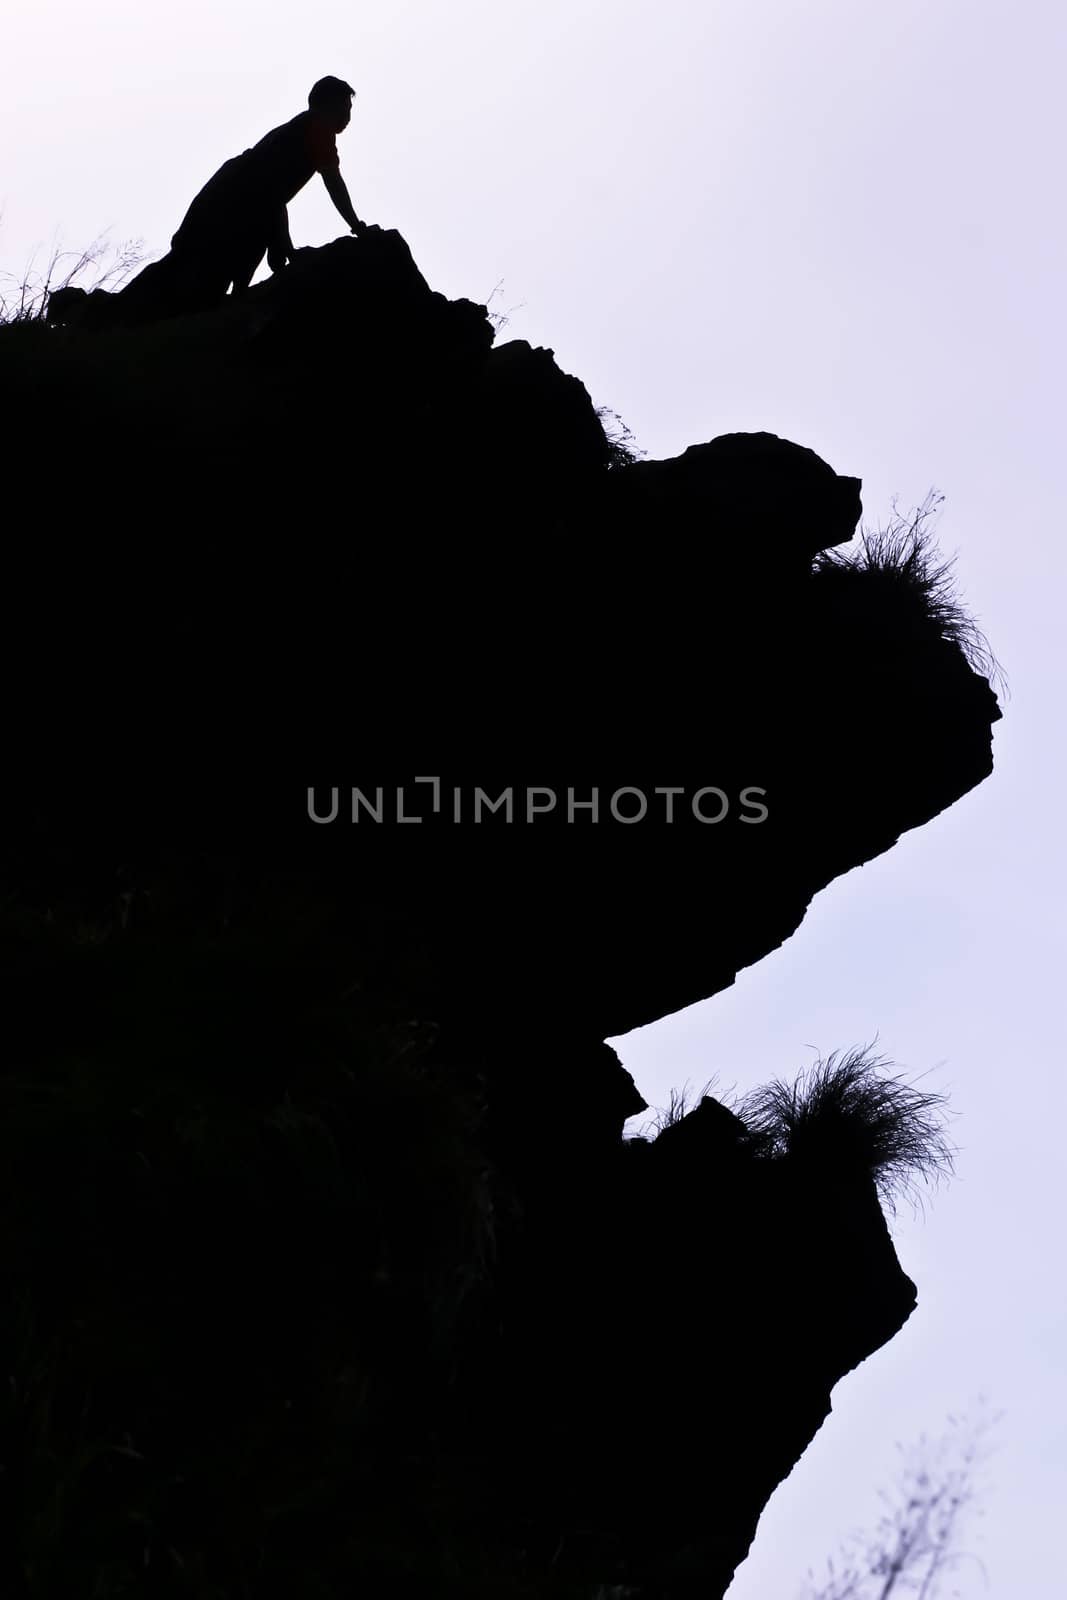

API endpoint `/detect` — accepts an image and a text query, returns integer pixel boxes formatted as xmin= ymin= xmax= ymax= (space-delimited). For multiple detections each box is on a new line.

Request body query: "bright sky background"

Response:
xmin=4 ymin=3 xmax=1065 ymax=1594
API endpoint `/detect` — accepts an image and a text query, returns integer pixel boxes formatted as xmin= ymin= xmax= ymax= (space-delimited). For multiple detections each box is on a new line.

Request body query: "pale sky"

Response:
xmin=4 ymin=3 xmax=1065 ymax=1594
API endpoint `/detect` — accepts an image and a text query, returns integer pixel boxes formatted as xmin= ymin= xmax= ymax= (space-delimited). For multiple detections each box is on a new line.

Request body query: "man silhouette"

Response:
xmin=46 ymin=77 xmax=370 ymax=328
xmin=168 ymin=75 xmax=368 ymax=305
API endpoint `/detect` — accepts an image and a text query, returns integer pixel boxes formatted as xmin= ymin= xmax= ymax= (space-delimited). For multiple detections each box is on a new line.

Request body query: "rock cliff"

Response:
xmin=0 ymin=228 xmax=1001 ymax=1597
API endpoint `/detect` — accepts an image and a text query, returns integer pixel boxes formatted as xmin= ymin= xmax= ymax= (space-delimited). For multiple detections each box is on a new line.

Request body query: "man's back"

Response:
xmin=172 ymin=110 xmax=340 ymax=251
xmin=239 ymin=110 xmax=340 ymax=208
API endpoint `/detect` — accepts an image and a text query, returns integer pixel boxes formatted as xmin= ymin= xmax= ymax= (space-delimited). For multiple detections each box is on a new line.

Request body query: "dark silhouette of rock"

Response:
xmin=1 ymin=220 xmax=1003 ymax=1597
xmin=602 ymin=430 xmax=863 ymax=572
xmin=480 ymin=336 xmax=613 ymax=476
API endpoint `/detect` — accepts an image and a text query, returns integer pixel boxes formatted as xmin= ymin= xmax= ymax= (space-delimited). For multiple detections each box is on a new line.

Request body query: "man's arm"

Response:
xmin=321 ymin=167 xmax=367 ymax=235
xmin=266 ymin=206 xmax=295 ymax=272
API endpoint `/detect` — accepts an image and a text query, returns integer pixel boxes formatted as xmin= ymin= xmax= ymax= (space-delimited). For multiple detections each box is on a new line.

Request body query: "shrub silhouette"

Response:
xmin=736 ymin=1045 xmax=955 ymax=1212
xmin=801 ymin=1403 xmax=1000 ymax=1599
xmin=814 ymin=491 xmax=1005 ymax=692
xmin=0 ymin=229 xmax=145 ymax=324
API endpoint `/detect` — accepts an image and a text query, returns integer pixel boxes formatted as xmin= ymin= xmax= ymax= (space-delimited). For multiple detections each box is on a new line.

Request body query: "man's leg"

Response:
xmin=171 ymin=155 xmax=248 ymax=253
xmin=162 ymin=248 xmax=232 ymax=316
xmin=109 ymin=257 xmax=178 ymax=322
xmin=228 ymin=233 xmax=270 ymax=295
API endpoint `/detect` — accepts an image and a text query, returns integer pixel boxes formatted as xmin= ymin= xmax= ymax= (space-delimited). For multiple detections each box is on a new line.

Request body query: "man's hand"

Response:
xmin=350 ymin=219 xmax=369 ymax=238
xmin=267 ymin=241 xmax=299 ymax=273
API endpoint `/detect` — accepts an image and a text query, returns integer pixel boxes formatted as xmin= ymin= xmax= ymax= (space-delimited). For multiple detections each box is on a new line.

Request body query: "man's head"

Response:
xmin=308 ymin=76 xmax=356 ymax=132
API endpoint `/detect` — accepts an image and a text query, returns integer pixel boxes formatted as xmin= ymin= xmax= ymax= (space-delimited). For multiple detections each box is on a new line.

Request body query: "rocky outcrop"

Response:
xmin=1 ymin=227 xmax=1002 ymax=1596
xmin=600 ymin=430 xmax=863 ymax=571
xmin=489 ymin=1092 xmax=919 ymax=1594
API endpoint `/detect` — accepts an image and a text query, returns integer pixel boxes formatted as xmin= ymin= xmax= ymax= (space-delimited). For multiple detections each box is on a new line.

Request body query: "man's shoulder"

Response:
xmin=304 ymin=112 xmax=340 ymax=171
xmin=251 ymin=111 xmax=311 ymax=153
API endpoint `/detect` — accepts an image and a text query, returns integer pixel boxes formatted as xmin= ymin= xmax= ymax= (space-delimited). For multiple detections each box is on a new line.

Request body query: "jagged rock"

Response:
xmin=479 ymin=337 xmax=611 ymax=478
xmin=488 ymin=1091 xmax=919 ymax=1595
xmin=650 ymin=1092 xmax=751 ymax=1156
xmin=603 ymin=430 xmax=863 ymax=566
